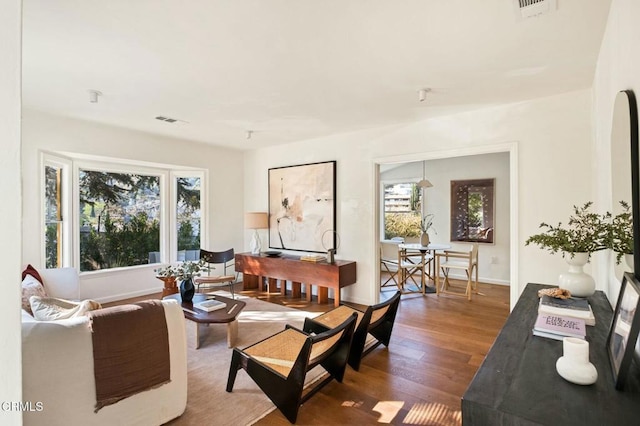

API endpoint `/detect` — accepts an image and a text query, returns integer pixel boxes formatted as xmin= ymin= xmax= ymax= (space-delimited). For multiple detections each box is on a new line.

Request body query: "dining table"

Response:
xmin=399 ymin=242 xmax=451 ymax=293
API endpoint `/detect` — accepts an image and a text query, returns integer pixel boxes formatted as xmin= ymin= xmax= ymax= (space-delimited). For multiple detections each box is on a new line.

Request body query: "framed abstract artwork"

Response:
xmin=268 ymin=161 xmax=336 ymax=253
xmin=607 ymin=272 xmax=640 ymax=390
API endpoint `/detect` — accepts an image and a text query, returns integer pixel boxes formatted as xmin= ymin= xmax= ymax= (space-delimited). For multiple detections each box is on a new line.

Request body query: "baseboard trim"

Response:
xmin=380 ymin=270 xmax=510 ymax=286
xmin=444 ymin=273 xmax=510 ymax=286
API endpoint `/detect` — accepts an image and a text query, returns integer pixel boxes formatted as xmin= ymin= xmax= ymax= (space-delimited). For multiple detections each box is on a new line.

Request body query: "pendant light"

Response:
xmin=417 ymin=160 xmax=432 ymax=188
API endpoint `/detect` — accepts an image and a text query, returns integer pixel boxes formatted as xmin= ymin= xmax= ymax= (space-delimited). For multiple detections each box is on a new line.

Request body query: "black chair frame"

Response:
xmin=226 ymin=313 xmax=357 ymax=424
xmin=307 ymin=290 xmax=401 ymax=371
xmin=196 ymin=248 xmax=236 ymax=298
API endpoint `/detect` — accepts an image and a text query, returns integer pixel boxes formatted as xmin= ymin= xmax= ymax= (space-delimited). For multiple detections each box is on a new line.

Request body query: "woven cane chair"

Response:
xmin=226 ymin=313 xmax=357 ymax=424
xmin=308 ymin=290 xmax=401 ymax=371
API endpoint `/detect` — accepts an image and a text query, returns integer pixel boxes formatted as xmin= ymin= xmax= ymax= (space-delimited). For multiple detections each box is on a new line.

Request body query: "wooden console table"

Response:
xmin=462 ymin=283 xmax=640 ymax=425
xmin=235 ymin=253 xmax=356 ymax=307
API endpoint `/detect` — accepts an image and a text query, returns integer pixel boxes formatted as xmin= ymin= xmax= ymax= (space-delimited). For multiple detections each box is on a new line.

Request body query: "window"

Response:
xmin=175 ymin=175 xmax=202 ymax=261
xmin=383 ymin=182 xmax=421 ymax=239
xmin=450 ymin=178 xmax=495 ymax=243
xmin=78 ymin=169 xmax=161 ymax=271
xmin=44 ymin=164 xmax=64 ymax=268
xmin=42 ymin=155 xmax=206 ymax=273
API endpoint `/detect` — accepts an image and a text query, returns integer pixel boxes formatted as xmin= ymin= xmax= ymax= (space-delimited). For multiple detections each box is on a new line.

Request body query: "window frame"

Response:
xmin=73 ymin=160 xmax=166 ymax=273
xmin=40 ymin=153 xmax=207 ymax=274
xmin=380 ymin=179 xmax=422 ymax=240
xmin=171 ymin=170 xmax=207 ymax=262
xmin=42 ymin=153 xmax=72 ymax=268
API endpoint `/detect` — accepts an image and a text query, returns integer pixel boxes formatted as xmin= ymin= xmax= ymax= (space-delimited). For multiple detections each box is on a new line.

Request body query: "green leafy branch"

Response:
xmin=525 ymin=202 xmax=609 ymax=258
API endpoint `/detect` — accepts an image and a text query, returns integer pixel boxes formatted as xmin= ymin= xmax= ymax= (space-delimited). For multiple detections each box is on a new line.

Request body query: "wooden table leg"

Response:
xmin=267 ymin=277 xmax=278 ymax=293
xmin=292 ymin=281 xmax=301 ymax=298
xmin=280 ymin=279 xmax=286 ymax=296
xmin=306 ymin=284 xmax=312 ymax=302
xmin=318 ymin=286 xmax=328 ymax=304
xmin=242 ymin=273 xmax=259 ymax=290
xmin=333 ymin=289 xmax=340 ymax=307
xmin=195 ymin=322 xmax=200 ymax=349
xmin=227 ymin=319 xmax=238 ymax=348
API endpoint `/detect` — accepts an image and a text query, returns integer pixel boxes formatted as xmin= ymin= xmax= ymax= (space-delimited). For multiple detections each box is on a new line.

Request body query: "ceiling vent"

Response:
xmin=155 ymin=116 xmax=187 ymax=124
xmin=513 ymin=0 xmax=556 ymax=20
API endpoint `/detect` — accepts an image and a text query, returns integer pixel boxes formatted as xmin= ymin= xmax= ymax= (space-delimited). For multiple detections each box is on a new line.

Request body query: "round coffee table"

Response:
xmin=164 ymin=293 xmax=246 ymax=348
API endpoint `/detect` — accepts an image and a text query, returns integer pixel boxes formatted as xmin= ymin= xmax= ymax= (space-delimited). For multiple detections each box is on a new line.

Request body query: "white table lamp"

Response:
xmin=245 ymin=212 xmax=268 ymax=254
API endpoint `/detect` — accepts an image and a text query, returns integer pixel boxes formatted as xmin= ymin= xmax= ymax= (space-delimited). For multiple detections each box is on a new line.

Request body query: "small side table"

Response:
xmin=164 ymin=293 xmax=246 ymax=348
xmin=157 ymin=276 xmax=179 ymax=298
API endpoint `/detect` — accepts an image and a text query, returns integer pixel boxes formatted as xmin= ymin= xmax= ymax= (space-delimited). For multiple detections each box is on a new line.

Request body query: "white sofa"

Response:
xmin=22 ymin=268 xmax=188 ymax=425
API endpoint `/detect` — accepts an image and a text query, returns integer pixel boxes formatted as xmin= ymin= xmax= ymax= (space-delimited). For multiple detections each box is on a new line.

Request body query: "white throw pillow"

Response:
xmin=22 ymin=275 xmax=47 ymax=314
xmin=29 ymin=296 xmax=102 ymax=321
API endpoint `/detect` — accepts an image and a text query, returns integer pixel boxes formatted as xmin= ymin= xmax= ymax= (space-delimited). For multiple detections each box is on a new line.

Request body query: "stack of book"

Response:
xmin=533 ymin=313 xmax=586 ymax=340
xmin=538 ymin=294 xmax=595 ymax=326
xmin=300 ymin=254 xmax=326 ymax=262
xmin=194 ymin=299 xmax=226 ymax=312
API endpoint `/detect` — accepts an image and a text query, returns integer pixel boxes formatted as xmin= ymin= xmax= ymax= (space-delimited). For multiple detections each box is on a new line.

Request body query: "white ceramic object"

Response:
xmin=625 ymin=253 xmax=634 ymax=273
xmin=558 ymin=252 xmax=595 ymax=297
xmin=249 ymin=229 xmax=262 ymax=254
xmin=556 ymin=337 xmax=598 ymax=385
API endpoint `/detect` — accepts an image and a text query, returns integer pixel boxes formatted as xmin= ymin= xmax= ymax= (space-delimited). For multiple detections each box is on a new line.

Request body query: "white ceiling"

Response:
xmin=22 ymin=0 xmax=612 ymax=151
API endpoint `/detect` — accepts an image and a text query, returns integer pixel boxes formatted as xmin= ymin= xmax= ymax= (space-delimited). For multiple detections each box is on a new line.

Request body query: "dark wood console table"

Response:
xmin=462 ymin=283 xmax=640 ymax=425
xmin=235 ymin=252 xmax=356 ymax=307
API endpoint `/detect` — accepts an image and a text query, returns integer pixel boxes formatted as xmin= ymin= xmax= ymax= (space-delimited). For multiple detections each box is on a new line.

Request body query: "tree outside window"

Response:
xmin=79 ymin=170 xmax=161 ymax=271
xmin=176 ymin=176 xmax=201 ymax=260
xmin=45 ymin=165 xmax=63 ymax=268
xmin=383 ymin=182 xmax=422 ymax=239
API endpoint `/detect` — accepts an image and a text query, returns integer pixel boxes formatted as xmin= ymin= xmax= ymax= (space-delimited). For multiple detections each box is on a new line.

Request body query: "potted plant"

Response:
xmin=525 ymin=202 xmax=608 ymax=297
xmin=607 ymin=200 xmax=634 ymax=267
xmin=155 ymin=259 xmax=208 ymax=303
xmin=419 ymin=214 xmax=437 ymax=246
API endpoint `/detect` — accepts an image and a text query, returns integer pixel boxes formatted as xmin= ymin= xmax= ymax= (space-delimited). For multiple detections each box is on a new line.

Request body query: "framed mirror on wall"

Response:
xmin=450 ymin=178 xmax=495 ymax=243
xmin=611 ymin=90 xmax=638 ymax=284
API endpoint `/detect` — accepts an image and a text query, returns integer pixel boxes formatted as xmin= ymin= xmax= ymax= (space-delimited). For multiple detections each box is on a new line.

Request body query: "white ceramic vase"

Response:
xmin=625 ymin=253 xmax=634 ymax=273
xmin=558 ymin=252 xmax=595 ymax=297
xmin=556 ymin=337 xmax=597 ymax=385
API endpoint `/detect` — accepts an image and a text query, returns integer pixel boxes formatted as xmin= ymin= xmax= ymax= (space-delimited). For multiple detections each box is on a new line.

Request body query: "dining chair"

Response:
xmin=193 ymin=248 xmax=237 ymax=298
xmin=397 ymin=245 xmax=428 ymax=293
xmin=435 ymin=243 xmax=479 ymax=300
xmin=380 ymin=237 xmax=404 ymax=289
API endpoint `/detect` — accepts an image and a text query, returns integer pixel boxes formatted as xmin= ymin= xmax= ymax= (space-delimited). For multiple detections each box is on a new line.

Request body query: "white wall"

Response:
xmin=593 ymin=0 xmax=640 ymax=304
xmin=22 ymin=110 xmax=245 ymax=302
xmin=380 ymin=152 xmax=511 ymax=284
xmin=1 ymin=0 xmax=23 ymax=422
xmin=245 ymin=89 xmax=594 ymax=306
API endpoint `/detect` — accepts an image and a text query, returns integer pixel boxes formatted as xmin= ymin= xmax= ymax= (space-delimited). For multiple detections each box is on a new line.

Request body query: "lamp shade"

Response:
xmin=245 ymin=212 xmax=268 ymax=229
xmin=417 ymin=179 xmax=433 ymax=188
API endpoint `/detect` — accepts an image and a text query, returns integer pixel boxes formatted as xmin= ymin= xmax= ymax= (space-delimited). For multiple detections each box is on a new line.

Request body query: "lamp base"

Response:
xmin=250 ymin=230 xmax=262 ymax=255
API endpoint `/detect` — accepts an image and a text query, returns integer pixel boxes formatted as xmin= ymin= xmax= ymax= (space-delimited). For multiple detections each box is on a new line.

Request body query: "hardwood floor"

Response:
xmin=257 ymin=279 xmax=509 ymax=425
xmin=109 ymin=276 xmax=510 ymax=425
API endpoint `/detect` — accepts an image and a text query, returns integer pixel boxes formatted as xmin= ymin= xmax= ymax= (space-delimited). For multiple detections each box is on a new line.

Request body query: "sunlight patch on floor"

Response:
xmin=402 ymin=402 xmax=461 ymax=425
xmin=372 ymin=401 xmax=404 ymax=423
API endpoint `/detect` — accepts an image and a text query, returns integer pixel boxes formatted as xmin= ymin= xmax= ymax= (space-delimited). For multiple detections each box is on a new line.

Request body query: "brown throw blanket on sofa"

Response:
xmin=88 ymin=300 xmax=171 ymax=412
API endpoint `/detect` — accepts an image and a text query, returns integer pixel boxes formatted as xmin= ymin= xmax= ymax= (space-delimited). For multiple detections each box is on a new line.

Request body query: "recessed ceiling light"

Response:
xmin=418 ymin=88 xmax=431 ymax=102
xmin=88 ymin=90 xmax=102 ymax=103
